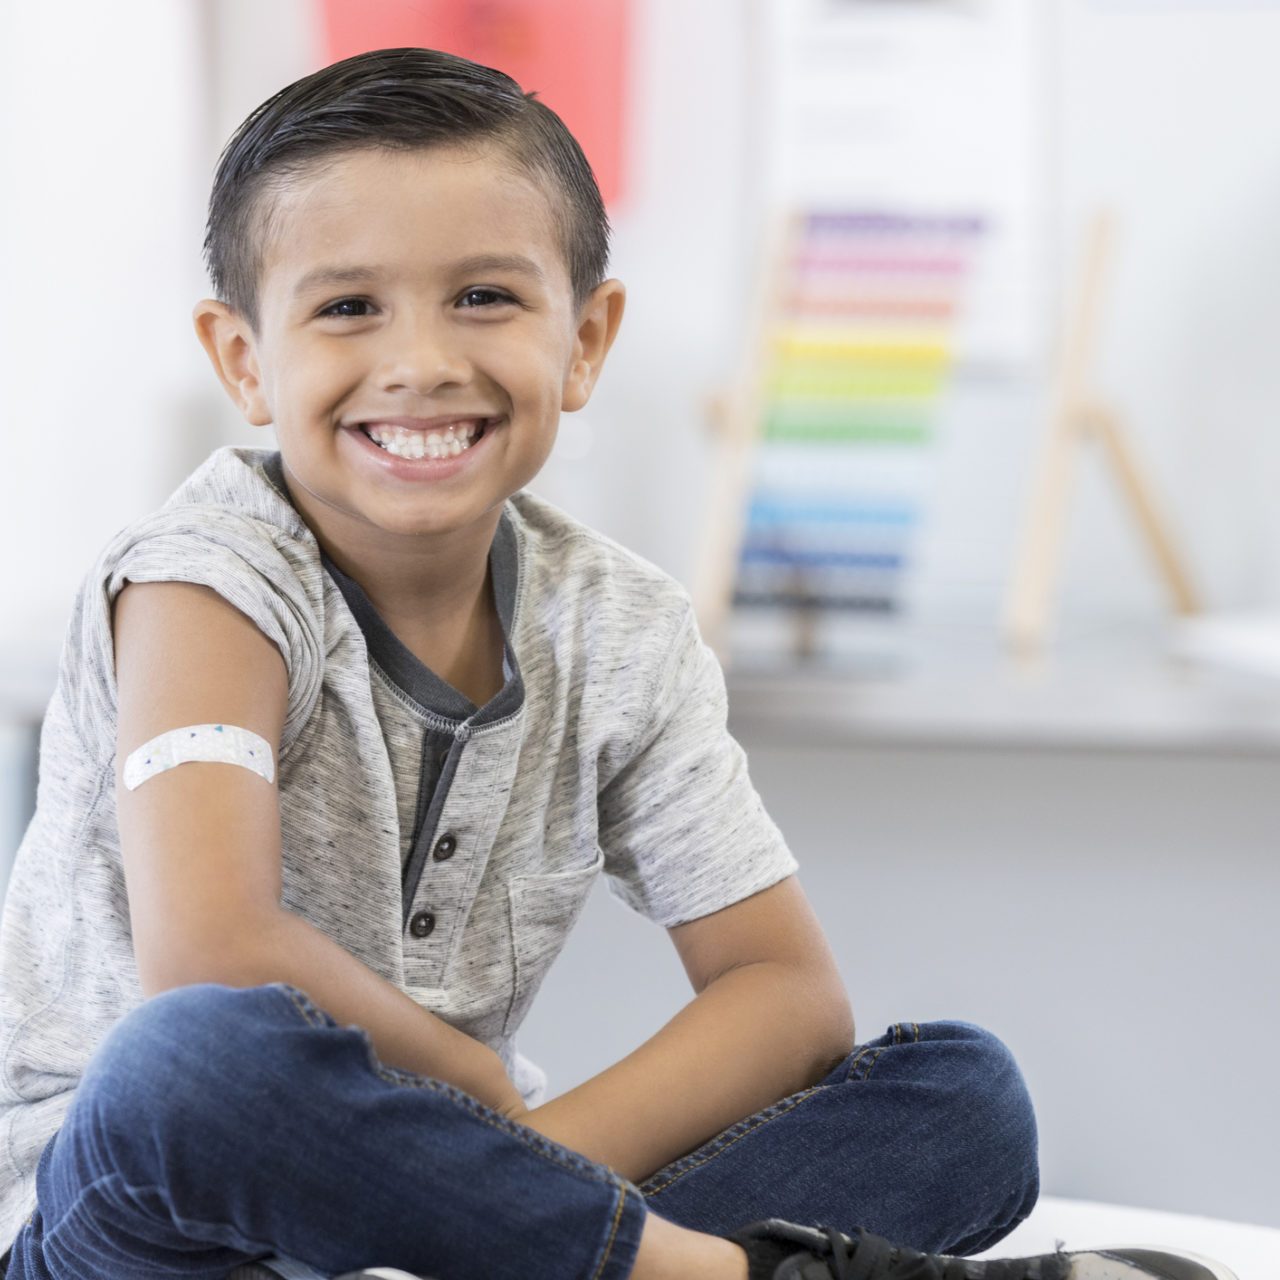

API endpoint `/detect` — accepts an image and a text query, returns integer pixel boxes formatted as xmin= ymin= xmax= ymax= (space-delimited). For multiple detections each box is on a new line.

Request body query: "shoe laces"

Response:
xmin=808 ymin=1227 xmax=1069 ymax=1280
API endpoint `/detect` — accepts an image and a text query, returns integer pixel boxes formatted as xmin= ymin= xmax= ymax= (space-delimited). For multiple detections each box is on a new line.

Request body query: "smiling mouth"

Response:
xmin=358 ymin=418 xmax=493 ymax=460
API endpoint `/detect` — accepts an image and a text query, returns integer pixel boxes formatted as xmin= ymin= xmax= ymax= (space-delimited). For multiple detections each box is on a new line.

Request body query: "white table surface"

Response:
xmin=724 ymin=621 xmax=1280 ymax=755
xmin=971 ymin=1195 xmax=1280 ymax=1279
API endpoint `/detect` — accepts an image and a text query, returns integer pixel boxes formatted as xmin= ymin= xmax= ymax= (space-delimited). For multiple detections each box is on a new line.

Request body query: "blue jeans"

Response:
xmin=2 ymin=983 xmax=1039 ymax=1279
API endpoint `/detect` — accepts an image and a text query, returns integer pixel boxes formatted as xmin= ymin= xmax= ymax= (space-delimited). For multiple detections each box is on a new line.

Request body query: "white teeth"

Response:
xmin=364 ymin=420 xmax=484 ymax=460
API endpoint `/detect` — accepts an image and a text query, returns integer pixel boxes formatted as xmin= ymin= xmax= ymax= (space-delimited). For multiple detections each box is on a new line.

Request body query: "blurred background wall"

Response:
xmin=2 ymin=0 xmax=1278 ymax=1231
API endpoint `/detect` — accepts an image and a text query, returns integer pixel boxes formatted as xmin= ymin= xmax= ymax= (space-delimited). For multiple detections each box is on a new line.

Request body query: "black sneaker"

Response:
xmin=728 ymin=1219 xmax=1240 ymax=1280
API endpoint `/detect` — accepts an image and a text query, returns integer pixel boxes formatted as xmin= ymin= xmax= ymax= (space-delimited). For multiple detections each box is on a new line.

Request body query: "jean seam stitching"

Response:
xmin=589 ymin=1183 xmax=630 ymax=1280
xmin=277 ymin=985 xmax=328 ymax=1029
xmin=860 ymin=1046 xmax=888 ymax=1080
xmin=273 ymin=984 xmax=623 ymax=1188
xmin=370 ymin=1067 xmax=630 ymax=1186
xmin=844 ymin=1043 xmax=876 ymax=1082
xmin=639 ymin=1086 xmax=823 ymax=1196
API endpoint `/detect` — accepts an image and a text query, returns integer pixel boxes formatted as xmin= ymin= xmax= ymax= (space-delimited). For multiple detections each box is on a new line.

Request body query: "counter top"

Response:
xmin=725 ymin=621 xmax=1280 ymax=755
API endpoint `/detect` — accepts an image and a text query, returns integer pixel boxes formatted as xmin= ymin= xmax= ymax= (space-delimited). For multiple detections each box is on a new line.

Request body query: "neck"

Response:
xmin=275 ymin=464 xmax=502 ymax=629
xmin=319 ymin=519 xmax=506 ymax=705
xmin=329 ymin=528 xmax=497 ymax=638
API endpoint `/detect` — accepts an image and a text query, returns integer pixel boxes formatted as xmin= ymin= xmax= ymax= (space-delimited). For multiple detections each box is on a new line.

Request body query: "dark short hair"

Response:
xmin=202 ymin=46 xmax=610 ymax=332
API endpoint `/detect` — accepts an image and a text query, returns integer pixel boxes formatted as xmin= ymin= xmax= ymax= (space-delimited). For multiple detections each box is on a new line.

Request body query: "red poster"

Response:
xmin=317 ymin=0 xmax=631 ymax=208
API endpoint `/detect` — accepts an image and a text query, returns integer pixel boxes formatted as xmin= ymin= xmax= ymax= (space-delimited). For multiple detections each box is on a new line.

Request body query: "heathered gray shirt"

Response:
xmin=0 ymin=446 xmax=798 ymax=1253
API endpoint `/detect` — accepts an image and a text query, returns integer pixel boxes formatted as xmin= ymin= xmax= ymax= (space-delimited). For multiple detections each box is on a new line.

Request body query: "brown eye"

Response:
xmin=458 ymin=288 xmax=513 ymax=308
xmin=320 ymin=298 xmax=373 ymax=318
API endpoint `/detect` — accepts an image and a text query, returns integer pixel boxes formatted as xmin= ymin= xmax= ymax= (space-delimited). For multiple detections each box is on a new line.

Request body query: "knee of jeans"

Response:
xmin=931 ymin=1022 xmax=1041 ymax=1231
xmin=78 ymin=983 xmax=287 ymax=1137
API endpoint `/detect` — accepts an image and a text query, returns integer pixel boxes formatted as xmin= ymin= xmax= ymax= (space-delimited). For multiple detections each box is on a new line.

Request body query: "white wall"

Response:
xmin=0 ymin=0 xmax=210 ymax=661
xmin=1051 ymin=3 xmax=1280 ymax=625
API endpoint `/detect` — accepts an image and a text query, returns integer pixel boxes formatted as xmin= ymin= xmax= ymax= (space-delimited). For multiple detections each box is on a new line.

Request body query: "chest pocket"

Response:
xmin=502 ymin=845 xmax=604 ymax=1037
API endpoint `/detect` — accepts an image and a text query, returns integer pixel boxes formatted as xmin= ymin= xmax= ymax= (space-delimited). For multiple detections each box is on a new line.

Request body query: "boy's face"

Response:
xmin=195 ymin=144 xmax=624 ymax=552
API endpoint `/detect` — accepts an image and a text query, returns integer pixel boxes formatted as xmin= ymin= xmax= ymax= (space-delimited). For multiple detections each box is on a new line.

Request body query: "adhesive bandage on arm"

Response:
xmin=122 ymin=723 xmax=275 ymax=791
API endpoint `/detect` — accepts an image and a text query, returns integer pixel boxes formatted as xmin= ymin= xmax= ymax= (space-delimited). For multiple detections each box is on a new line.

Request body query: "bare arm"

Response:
xmin=113 ymin=579 xmax=521 ymax=1117
xmin=176 ymin=904 xmax=523 ymax=1113
xmin=514 ymin=877 xmax=855 ymax=1184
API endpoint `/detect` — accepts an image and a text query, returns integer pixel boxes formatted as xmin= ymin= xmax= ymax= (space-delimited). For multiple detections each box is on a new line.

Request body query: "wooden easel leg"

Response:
xmin=693 ymin=211 xmax=804 ymax=663
xmin=1002 ymin=407 xmax=1088 ymax=653
xmin=693 ymin=391 xmax=758 ymax=662
xmin=1003 ymin=215 xmax=1117 ymax=654
xmin=1086 ymin=404 xmax=1201 ymax=616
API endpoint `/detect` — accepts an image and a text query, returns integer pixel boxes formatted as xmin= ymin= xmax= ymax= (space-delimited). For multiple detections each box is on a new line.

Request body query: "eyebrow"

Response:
xmin=291 ymin=254 xmax=547 ymax=298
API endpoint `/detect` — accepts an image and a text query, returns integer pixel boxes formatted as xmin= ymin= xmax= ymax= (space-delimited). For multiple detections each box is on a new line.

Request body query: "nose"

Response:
xmin=376 ymin=308 xmax=471 ymax=395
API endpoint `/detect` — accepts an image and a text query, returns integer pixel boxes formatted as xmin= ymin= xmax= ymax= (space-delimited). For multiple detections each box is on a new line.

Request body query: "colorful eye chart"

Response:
xmin=698 ymin=0 xmax=1048 ymax=665
xmin=728 ymin=209 xmax=987 ymax=658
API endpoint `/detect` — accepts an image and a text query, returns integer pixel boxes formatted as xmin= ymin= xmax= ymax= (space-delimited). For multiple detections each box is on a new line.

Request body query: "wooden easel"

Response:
xmin=692 ymin=211 xmax=804 ymax=663
xmin=1003 ymin=211 xmax=1201 ymax=654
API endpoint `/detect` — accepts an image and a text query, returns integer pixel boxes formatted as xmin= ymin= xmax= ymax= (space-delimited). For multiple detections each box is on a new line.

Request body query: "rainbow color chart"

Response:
xmin=731 ymin=210 xmax=986 ymax=649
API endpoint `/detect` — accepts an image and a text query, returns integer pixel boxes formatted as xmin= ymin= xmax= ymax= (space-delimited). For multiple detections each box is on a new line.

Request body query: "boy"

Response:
xmin=0 ymin=47 xmax=1234 ymax=1280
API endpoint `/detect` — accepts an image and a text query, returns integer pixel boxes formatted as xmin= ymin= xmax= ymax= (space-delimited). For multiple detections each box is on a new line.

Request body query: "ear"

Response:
xmin=562 ymin=279 xmax=626 ymax=413
xmin=192 ymin=299 xmax=273 ymax=427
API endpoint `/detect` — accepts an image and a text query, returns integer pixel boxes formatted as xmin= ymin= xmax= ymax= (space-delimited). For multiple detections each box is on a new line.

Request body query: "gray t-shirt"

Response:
xmin=0 ymin=446 xmax=798 ymax=1253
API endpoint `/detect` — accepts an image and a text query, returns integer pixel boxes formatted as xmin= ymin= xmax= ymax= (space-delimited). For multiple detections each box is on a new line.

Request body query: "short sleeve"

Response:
xmin=598 ymin=604 xmax=799 ymax=927
xmin=60 ymin=504 xmax=325 ymax=766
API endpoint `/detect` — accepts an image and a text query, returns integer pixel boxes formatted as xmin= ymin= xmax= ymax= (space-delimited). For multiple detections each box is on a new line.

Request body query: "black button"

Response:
xmin=433 ymin=832 xmax=457 ymax=861
xmin=436 ymin=748 xmax=450 ymax=771
xmin=409 ymin=910 xmax=435 ymax=938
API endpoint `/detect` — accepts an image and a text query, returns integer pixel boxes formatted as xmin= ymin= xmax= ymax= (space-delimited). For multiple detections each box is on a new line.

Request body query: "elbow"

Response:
xmin=811 ymin=970 xmax=856 ymax=1077
xmin=820 ymin=993 xmax=856 ymax=1075
xmin=779 ymin=962 xmax=855 ymax=1082
xmin=136 ymin=917 xmax=281 ymax=1001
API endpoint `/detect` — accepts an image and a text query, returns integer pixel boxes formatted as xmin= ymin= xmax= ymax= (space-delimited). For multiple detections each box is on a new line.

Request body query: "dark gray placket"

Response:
xmin=320 ymin=514 xmax=525 ymax=948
